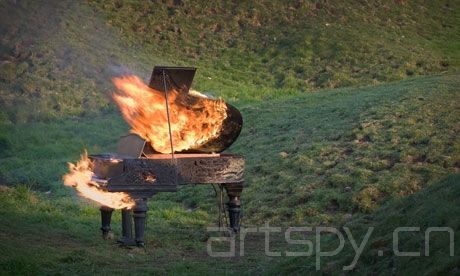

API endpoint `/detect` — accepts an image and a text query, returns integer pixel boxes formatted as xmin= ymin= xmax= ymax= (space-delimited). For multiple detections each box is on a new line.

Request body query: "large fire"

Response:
xmin=64 ymin=75 xmax=228 ymax=207
xmin=63 ymin=151 xmax=134 ymax=209
xmin=112 ymin=75 xmax=228 ymax=153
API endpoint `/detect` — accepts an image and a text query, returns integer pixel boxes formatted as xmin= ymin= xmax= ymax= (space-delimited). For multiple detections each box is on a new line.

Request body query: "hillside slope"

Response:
xmin=0 ymin=73 xmax=458 ymax=274
xmin=1 ymin=74 xmax=458 ymax=225
xmin=1 ymin=0 xmax=459 ymax=123
xmin=229 ymin=74 xmax=459 ymax=225
xmin=1 ymin=173 xmax=458 ymax=274
xmin=90 ymin=0 xmax=459 ymax=91
xmin=0 ymin=1 xmax=459 ymax=274
xmin=271 ymin=174 xmax=460 ymax=274
xmin=0 ymin=0 xmax=161 ymax=123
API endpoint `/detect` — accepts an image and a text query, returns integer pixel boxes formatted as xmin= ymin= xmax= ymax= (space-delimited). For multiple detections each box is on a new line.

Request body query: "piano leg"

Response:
xmin=133 ymin=198 xmax=148 ymax=247
xmin=100 ymin=206 xmax=114 ymax=239
xmin=118 ymin=208 xmax=136 ymax=246
xmin=224 ymin=182 xmax=244 ymax=233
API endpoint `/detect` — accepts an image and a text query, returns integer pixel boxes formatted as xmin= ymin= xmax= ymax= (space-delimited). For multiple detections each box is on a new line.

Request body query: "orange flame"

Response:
xmin=63 ymin=151 xmax=135 ymax=209
xmin=112 ymin=75 xmax=227 ymax=153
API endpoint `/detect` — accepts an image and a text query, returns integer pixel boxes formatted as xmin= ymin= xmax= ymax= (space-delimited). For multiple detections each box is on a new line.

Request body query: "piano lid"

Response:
xmin=149 ymin=66 xmax=197 ymax=93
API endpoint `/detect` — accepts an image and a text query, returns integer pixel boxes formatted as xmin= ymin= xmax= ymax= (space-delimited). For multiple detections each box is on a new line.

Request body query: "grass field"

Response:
xmin=1 ymin=174 xmax=458 ymax=274
xmin=272 ymin=173 xmax=460 ymax=274
xmin=0 ymin=0 xmax=459 ymax=274
xmin=1 ymin=0 xmax=459 ymax=123
xmin=1 ymin=74 xmax=459 ymax=274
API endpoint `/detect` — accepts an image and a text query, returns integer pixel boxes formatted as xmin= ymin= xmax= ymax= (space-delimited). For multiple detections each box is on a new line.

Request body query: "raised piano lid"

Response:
xmin=148 ymin=66 xmax=197 ymax=93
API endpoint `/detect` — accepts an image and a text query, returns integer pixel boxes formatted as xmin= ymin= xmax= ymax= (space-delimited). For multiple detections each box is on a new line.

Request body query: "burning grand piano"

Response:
xmin=64 ymin=66 xmax=244 ymax=247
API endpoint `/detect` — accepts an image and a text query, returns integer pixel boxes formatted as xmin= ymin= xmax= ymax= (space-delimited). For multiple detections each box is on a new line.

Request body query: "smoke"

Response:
xmin=107 ymin=64 xmax=149 ymax=84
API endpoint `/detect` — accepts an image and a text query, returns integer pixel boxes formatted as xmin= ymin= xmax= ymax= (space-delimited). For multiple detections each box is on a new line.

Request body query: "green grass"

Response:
xmin=0 ymin=0 xmax=459 ymax=274
xmin=1 ymin=75 xmax=458 ymax=276
xmin=0 ymin=0 xmax=166 ymax=123
xmin=1 ymin=0 xmax=459 ymax=123
xmin=0 ymin=113 xmax=129 ymax=192
xmin=1 ymin=49 xmax=458 ymax=272
xmin=90 ymin=0 xmax=460 ymax=92
xmin=1 ymin=74 xmax=459 ymax=224
xmin=234 ymin=74 xmax=459 ymax=225
xmin=1 ymin=174 xmax=458 ymax=274
xmin=0 ymin=185 xmax=258 ymax=274
xmin=271 ymin=173 xmax=460 ymax=274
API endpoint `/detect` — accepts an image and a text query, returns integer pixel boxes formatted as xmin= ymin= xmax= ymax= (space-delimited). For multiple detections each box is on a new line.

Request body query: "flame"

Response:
xmin=63 ymin=151 xmax=135 ymax=209
xmin=112 ymin=75 xmax=227 ymax=153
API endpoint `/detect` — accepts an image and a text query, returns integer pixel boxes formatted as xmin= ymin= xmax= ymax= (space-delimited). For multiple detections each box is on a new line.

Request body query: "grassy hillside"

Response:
xmin=1 ymin=74 xmax=458 ymax=227
xmin=0 ymin=0 xmax=165 ymax=123
xmin=90 ymin=0 xmax=459 ymax=91
xmin=0 ymin=0 xmax=459 ymax=274
xmin=1 ymin=173 xmax=458 ymax=274
xmin=272 ymin=174 xmax=460 ymax=274
xmin=235 ymin=74 xmax=459 ymax=225
xmin=7 ymin=75 xmax=460 ymax=274
xmin=1 ymin=0 xmax=459 ymax=123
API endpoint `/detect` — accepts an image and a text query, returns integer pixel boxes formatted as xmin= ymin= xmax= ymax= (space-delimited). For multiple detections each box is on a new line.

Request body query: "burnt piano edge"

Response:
xmin=106 ymin=180 xmax=245 ymax=193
